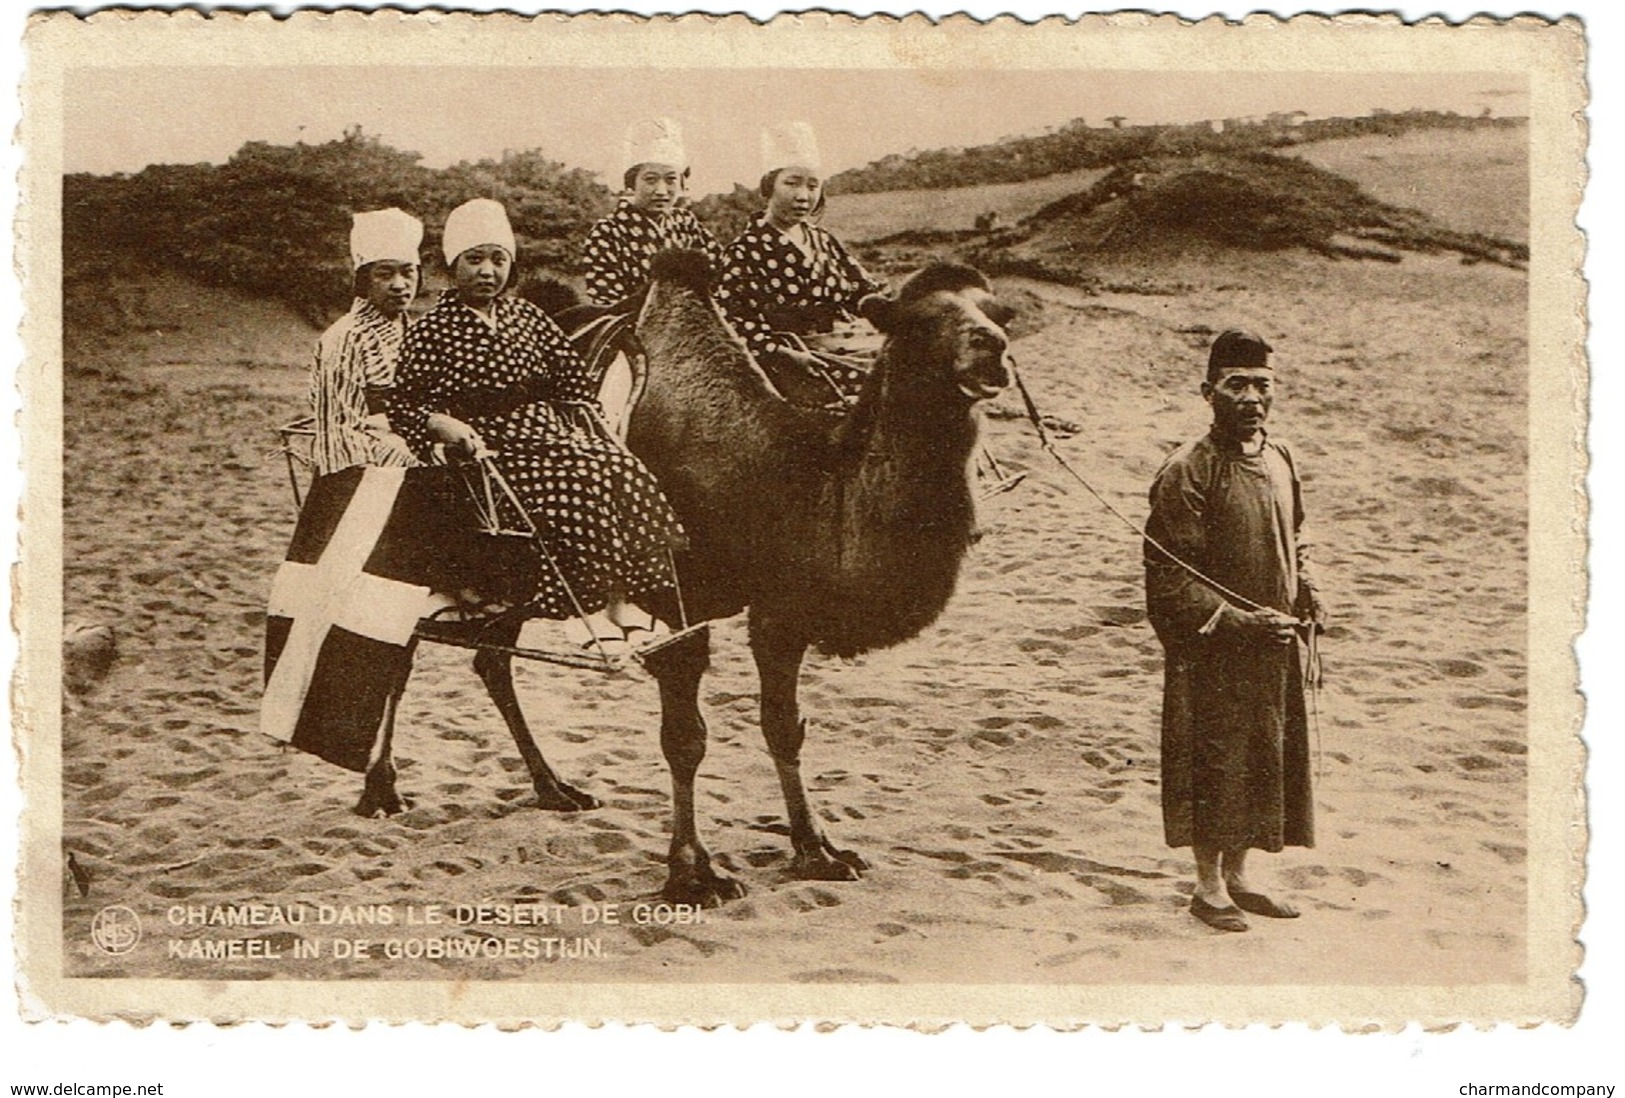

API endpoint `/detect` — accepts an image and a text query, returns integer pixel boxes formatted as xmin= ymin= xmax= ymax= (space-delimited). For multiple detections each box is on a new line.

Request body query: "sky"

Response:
xmin=63 ymin=66 xmax=1525 ymax=194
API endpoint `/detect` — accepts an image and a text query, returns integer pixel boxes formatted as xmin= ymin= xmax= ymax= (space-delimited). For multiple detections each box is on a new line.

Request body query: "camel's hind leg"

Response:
xmin=355 ymin=639 xmax=419 ymax=817
xmin=643 ymin=626 xmax=745 ymax=907
xmin=473 ymin=617 xmax=599 ymax=812
xmin=355 ymin=688 xmax=408 ymax=818
xmin=750 ymin=613 xmax=869 ymax=882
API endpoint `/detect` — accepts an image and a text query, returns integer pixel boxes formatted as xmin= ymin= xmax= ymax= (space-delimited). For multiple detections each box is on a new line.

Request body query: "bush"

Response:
xmin=690 ymin=184 xmax=763 ymax=246
xmin=63 ymin=127 xmax=615 ymax=326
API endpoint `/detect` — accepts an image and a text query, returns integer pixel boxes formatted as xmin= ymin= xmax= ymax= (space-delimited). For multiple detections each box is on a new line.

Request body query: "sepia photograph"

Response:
xmin=5 ymin=0 xmax=1617 ymax=1090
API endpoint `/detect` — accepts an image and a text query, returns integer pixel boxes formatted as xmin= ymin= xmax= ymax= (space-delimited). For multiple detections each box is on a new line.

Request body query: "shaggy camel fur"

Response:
xmin=618 ymin=250 xmax=1014 ymax=905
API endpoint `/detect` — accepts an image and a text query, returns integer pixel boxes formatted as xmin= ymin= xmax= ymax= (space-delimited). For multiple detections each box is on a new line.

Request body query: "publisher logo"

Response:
xmin=91 ymin=905 xmax=141 ymax=955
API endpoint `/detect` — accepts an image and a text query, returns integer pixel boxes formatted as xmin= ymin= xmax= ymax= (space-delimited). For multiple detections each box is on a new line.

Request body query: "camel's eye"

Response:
xmin=982 ymin=301 xmax=1015 ymax=329
xmin=968 ymin=328 xmax=1004 ymax=354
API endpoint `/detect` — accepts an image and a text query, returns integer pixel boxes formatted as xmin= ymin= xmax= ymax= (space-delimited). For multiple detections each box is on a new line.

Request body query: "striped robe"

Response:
xmin=309 ymin=298 xmax=417 ymax=477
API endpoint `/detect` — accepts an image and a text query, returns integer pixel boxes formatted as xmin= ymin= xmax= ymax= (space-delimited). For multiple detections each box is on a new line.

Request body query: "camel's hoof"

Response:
xmin=534 ymin=782 xmax=599 ymax=812
xmin=662 ymin=866 xmax=747 ymax=909
xmin=354 ymin=789 xmax=409 ymax=818
xmin=792 ymin=846 xmax=868 ymax=881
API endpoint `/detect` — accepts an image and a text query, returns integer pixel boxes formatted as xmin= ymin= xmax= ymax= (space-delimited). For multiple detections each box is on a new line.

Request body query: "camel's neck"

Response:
xmin=839 ymin=345 xmax=982 ymax=483
xmin=828 ymin=342 xmax=980 ymax=588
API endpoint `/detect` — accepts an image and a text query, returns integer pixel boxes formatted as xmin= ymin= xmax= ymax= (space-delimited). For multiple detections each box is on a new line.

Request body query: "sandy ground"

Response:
xmin=54 ymin=240 xmax=1528 ymax=987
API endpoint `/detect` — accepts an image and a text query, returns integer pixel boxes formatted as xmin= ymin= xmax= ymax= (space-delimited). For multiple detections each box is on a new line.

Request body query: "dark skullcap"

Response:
xmin=1206 ymin=329 xmax=1274 ymax=380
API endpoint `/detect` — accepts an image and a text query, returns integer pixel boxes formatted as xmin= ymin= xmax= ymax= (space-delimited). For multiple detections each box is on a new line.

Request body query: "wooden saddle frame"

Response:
xmin=274 ymin=312 xmax=703 ymax=674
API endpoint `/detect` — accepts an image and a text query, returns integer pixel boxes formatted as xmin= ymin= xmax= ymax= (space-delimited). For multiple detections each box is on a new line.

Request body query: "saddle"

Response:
xmin=565 ymin=310 xmax=646 ymax=441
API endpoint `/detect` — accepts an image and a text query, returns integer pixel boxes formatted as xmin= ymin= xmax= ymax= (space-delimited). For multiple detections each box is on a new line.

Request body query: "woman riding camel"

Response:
xmin=716 ymin=121 xmax=887 ymax=405
xmin=387 ymin=198 xmax=683 ymax=653
xmin=580 ymin=118 xmax=725 ymax=309
xmin=308 ymin=207 xmax=423 ymax=477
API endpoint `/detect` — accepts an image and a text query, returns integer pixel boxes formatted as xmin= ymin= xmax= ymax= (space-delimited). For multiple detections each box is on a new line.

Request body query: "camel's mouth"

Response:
xmin=956 ymin=357 xmax=1011 ymax=402
xmin=957 ymin=378 xmax=1003 ymax=401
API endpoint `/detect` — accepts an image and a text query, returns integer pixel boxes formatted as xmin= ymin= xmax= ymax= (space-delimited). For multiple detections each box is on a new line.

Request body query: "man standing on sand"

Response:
xmin=1144 ymin=329 xmax=1324 ymax=933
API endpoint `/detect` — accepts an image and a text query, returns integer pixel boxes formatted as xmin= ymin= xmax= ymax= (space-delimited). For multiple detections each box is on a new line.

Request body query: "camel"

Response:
xmin=617 ymin=250 xmax=1014 ymax=904
xmin=333 ymin=252 xmax=1013 ymax=907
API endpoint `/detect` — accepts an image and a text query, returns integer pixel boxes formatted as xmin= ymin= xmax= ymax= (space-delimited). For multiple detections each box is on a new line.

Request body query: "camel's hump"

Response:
xmin=649 ymin=249 xmax=714 ymax=293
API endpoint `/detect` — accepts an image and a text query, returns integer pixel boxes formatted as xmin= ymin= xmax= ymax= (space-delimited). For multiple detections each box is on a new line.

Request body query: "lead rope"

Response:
xmin=478 ymin=456 xmax=619 ymax=664
xmin=1305 ymin=620 xmax=1325 ymax=782
xmin=1005 ymin=357 xmax=1327 ymax=777
xmin=1008 ymin=359 xmax=1271 ymax=615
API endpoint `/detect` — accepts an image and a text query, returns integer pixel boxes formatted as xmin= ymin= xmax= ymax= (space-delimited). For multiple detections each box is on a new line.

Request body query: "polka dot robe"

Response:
xmin=715 ymin=213 xmax=886 ymax=394
xmin=580 ymin=202 xmax=726 ymax=307
xmin=388 ymin=291 xmax=684 ymax=619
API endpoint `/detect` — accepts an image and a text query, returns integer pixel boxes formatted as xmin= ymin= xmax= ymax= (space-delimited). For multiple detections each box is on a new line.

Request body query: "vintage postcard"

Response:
xmin=13 ymin=9 xmax=1587 ymax=1029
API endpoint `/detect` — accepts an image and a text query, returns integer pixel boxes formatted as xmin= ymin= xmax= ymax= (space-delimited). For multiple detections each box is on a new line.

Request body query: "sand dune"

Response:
xmin=57 ymin=239 xmax=1527 ymax=986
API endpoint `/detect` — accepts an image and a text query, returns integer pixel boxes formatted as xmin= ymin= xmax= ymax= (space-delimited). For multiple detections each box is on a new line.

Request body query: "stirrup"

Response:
xmin=975 ymin=443 xmax=1027 ymax=500
xmin=579 ymin=634 xmax=633 ymax=662
xmin=629 ymin=621 xmax=709 ymax=662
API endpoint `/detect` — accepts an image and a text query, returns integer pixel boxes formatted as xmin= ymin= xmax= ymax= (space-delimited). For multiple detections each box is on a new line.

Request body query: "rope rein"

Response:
xmin=1003 ymin=356 xmax=1327 ymax=771
xmin=1007 ymin=359 xmax=1289 ymax=620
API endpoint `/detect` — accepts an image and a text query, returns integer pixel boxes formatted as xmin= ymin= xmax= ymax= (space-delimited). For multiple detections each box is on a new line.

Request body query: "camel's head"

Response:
xmin=861 ymin=265 xmax=1014 ymax=403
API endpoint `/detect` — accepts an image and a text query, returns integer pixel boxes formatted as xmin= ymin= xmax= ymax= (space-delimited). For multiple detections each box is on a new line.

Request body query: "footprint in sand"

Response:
xmin=627 ymin=925 xmax=734 ymax=957
xmin=1453 ymin=694 xmax=1524 ymax=712
xmin=1092 ymin=604 xmax=1147 ymax=628
xmin=1434 ymin=658 xmax=1485 ymax=678
xmin=784 ymin=888 xmax=844 ymax=913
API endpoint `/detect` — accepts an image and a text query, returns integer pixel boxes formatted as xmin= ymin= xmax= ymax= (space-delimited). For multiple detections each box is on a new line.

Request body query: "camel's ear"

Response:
xmin=859 ymin=293 xmax=896 ymax=332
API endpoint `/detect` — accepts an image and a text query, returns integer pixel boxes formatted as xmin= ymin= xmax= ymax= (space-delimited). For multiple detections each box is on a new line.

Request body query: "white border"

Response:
xmin=3 ymin=1 xmax=1615 ymax=1091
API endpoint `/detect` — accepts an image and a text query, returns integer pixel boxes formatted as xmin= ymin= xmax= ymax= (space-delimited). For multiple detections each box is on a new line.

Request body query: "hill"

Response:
xmin=825 ymin=167 xmax=1109 ymax=244
xmin=848 ymin=150 xmax=1526 ymax=289
xmin=830 ymin=110 xmax=1524 ymax=196
xmin=64 ymin=261 xmax=318 ymax=373
xmin=1290 ymin=124 xmax=1528 ymax=242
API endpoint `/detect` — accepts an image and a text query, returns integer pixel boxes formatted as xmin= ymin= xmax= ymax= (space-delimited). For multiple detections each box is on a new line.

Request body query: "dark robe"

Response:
xmin=1144 ymin=430 xmax=1316 ymax=852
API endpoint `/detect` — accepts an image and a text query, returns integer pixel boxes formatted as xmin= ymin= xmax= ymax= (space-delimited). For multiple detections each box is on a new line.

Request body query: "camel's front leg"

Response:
xmin=473 ymin=617 xmax=598 ymax=812
xmin=644 ymin=626 xmax=745 ymax=906
xmin=751 ymin=614 xmax=869 ymax=882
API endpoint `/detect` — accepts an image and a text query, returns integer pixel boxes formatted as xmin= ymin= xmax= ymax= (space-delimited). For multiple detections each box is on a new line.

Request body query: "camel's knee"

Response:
xmin=660 ymin=716 xmax=708 ymax=776
xmin=762 ymin=715 xmax=809 ymax=765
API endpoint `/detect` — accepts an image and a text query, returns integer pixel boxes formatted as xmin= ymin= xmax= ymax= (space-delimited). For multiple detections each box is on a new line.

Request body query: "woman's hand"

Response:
xmin=780 ymin=347 xmax=824 ymax=374
xmin=426 ymin=413 xmax=490 ymax=460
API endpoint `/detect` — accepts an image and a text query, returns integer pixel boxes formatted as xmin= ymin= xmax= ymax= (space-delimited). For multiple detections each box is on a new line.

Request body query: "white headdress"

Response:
xmin=441 ymin=198 xmax=516 ymax=265
xmin=760 ymin=121 xmax=822 ymax=176
xmin=622 ymin=117 xmax=689 ymax=173
xmin=349 ymin=208 xmax=423 ymax=271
